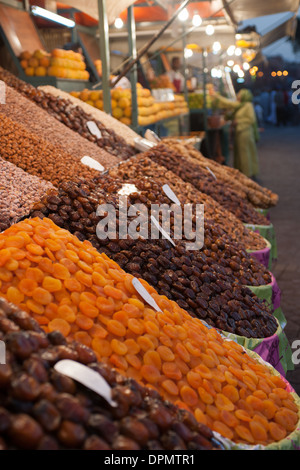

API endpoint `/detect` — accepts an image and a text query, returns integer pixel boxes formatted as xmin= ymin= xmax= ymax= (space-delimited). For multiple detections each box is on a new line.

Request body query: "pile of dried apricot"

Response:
xmin=0 ymin=217 xmax=298 ymax=447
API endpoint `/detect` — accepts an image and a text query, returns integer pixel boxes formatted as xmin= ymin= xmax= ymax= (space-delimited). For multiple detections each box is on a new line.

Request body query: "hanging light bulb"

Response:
xmin=227 ymin=45 xmax=236 ymax=56
xmin=212 ymin=41 xmax=221 ymax=54
xmin=206 ymin=24 xmax=215 ymax=36
xmin=192 ymin=13 xmax=202 ymax=27
xmin=184 ymin=48 xmax=193 ymax=59
xmin=243 ymin=62 xmax=250 ymax=71
xmin=178 ymin=7 xmax=189 ymax=22
xmin=235 ymin=47 xmax=242 ymax=57
xmin=227 ymin=60 xmax=234 ymax=67
xmin=114 ymin=17 xmax=124 ymax=29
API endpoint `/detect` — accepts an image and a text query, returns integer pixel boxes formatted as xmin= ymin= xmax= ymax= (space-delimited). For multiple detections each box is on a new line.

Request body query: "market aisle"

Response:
xmin=257 ymin=126 xmax=300 ymax=394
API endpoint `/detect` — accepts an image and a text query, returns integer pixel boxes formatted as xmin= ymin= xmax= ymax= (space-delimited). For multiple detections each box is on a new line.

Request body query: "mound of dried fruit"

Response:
xmin=0 ymin=218 xmax=297 ymax=446
xmin=0 ymin=113 xmax=98 ymax=187
xmin=1 ymin=85 xmax=117 ymax=168
xmin=142 ymin=143 xmax=270 ymax=225
xmin=29 ymin=178 xmax=277 ymax=339
xmin=163 ymin=138 xmax=278 ymax=209
xmin=0 ymin=298 xmax=219 ymax=450
xmin=0 ymin=67 xmax=136 ymax=161
xmin=107 ymin=155 xmax=268 ymax=252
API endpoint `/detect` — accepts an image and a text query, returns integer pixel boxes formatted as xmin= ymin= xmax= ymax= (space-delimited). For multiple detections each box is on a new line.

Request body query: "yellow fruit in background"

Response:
xmin=119 ymin=97 xmax=131 ymax=109
xmin=35 ymin=66 xmax=47 ymax=77
xmin=124 ymin=106 xmax=132 ymax=118
xmin=33 ymin=49 xmax=47 ymax=60
xmin=28 ymin=57 xmax=39 ymax=68
xmin=120 ymin=117 xmax=132 ymax=126
xmin=90 ymin=90 xmax=101 ymax=101
xmin=111 ymin=99 xmax=117 ymax=109
xmin=39 ymin=57 xmax=50 ymax=68
xmin=81 ymin=70 xmax=90 ymax=80
xmin=52 ymin=49 xmax=65 ymax=58
xmin=111 ymin=89 xmax=122 ymax=101
xmin=95 ymin=100 xmax=104 ymax=110
xmin=20 ymin=51 xmax=32 ymax=61
xmin=80 ymin=89 xmax=91 ymax=101
xmin=85 ymin=100 xmax=94 ymax=107
xmin=112 ymin=107 xmax=123 ymax=120
xmin=20 ymin=60 xmax=28 ymax=69
xmin=25 ymin=67 xmax=34 ymax=76
xmin=70 ymin=91 xmax=80 ymax=98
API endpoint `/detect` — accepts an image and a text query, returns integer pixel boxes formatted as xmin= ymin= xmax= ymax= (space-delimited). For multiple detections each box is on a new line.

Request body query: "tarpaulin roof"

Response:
xmin=260 ymin=15 xmax=298 ymax=49
xmin=211 ymin=0 xmax=300 ymax=24
xmin=58 ymin=0 xmax=136 ymax=25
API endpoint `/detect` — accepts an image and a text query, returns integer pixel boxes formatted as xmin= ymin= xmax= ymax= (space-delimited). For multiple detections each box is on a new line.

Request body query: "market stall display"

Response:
xmin=19 ymin=48 xmax=90 ymax=81
xmin=0 ymin=298 xmax=220 ymax=451
xmin=1 ymin=85 xmax=117 ymax=168
xmin=29 ymin=179 xmax=279 ymax=341
xmin=0 ymin=218 xmax=298 ymax=448
xmin=70 ymin=86 xmax=189 ymax=128
xmin=0 ymin=68 xmax=136 ymax=161
xmin=0 ymin=159 xmax=54 ymax=232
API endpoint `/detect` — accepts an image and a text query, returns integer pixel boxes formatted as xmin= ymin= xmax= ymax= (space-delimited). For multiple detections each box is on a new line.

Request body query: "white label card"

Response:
xmin=206 ymin=166 xmax=217 ymax=180
xmin=162 ymin=184 xmax=181 ymax=206
xmin=132 ymin=278 xmax=162 ymax=312
xmin=150 ymin=215 xmax=176 ymax=247
xmin=54 ymin=360 xmax=117 ymax=407
xmin=118 ymin=184 xmax=140 ymax=196
xmin=81 ymin=156 xmax=105 ymax=172
xmin=87 ymin=121 xmax=102 ymax=139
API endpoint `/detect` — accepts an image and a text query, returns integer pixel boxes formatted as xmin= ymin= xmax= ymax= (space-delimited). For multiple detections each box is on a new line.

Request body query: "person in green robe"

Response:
xmin=212 ymin=88 xmax=260 ymax=180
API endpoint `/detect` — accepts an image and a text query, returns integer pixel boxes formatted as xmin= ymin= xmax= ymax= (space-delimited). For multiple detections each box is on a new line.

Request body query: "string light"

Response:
xmin=178 ymin=7 xmax=189 ymax=22
xmin=114 ymin=17 xmax=124 ymax=29
xmin=227 ymin=45 xmax=235 ymax=56
xmin=243 ymin=62 xmax=250 ymax=71
xmin=212 ymin=41 xmax=221 ymax=54
xmin=192 ymin=13 xmax=202 ymax=27
xmin=206 ymin=24 xmax=215 ymax=36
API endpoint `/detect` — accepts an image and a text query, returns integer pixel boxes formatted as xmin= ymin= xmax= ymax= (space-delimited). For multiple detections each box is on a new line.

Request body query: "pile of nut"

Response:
xmin=0 ymin=67 xmax=136 ymax=161
xmin=0 ymin=298 xmax=220 ymax=450
xmin=30 ymin=178 xmax=277 ymax=339
xmin=0 ymin=158 xmax=54 ymax=232
xmin=1 ymin=85 xmax=117 ymax=168
xmin=107 ymin=155 xmax=268 ymax=252
xmin=142 ymin=143 xmax=270 ymax=225
xmin=0 ymin=113 xmax=99 ymax=187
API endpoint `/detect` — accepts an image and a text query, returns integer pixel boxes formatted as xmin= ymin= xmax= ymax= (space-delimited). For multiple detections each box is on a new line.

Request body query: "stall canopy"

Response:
xmin=57 ymin=0 xmax=136 ymax=25
xmin=211 ymin=0 xmax=300 ymax=24
xmin=260 ymin=15 xmax=298 ymax=49
xmin=57 ymin=1 xmax=226 ymax=26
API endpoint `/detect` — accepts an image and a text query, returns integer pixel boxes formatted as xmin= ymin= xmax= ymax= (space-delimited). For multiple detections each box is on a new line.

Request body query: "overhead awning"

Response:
xmin=211 ymin=0 xmax=300 ymax=24
xmin=260 ymin=15 xmax=298 ymax=49
xmin=58 ymin=0 xmax=136 ymax=25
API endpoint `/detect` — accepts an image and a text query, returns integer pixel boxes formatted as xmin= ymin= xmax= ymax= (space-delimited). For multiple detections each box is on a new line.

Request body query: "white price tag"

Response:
xmin=87 ymin=121 xmax=102 ymax=139
xmin=132 ymin=278 xmax=162 ymax=312
xmin=118 ymin=184 xmax=140 ymax=196
xmin=54 ymin=360 xmax=117 ymax=407
xmin=162 ymin=184 xmax=181 ymax=206
xmin=81 ymin=156 xmax=105 ymax=172
xmin=150 ymin=215 xmax=176 ymax=247
xmin=206 ymin=166 xmax=217 ymax=180
xmin=134 ymin=137 xmax=156 ymax=152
